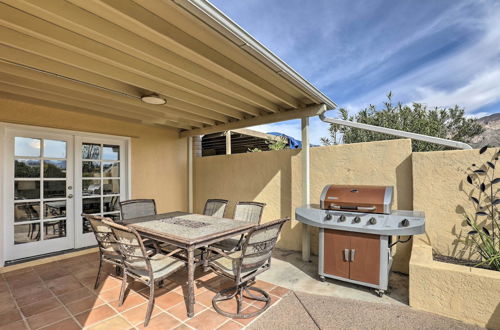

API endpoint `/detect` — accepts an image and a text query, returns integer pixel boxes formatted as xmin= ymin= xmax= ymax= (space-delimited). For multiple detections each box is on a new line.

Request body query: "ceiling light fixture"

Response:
xmin=141 ymin=94 xmax=166 ymax=105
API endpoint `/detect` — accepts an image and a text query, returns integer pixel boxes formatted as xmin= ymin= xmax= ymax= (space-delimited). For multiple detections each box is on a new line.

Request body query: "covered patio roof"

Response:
xmin=0 ymin=0 xmax=335 ymax=136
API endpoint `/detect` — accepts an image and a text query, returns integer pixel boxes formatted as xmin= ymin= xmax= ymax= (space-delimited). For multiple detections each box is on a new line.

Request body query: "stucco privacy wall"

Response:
xmin=0 ymin=98 xmax=188 ymax=213
xmin=194 ymin=139 xmax=414 ymax=272
xmin=412 ymin=148 xmax=498 ymax=258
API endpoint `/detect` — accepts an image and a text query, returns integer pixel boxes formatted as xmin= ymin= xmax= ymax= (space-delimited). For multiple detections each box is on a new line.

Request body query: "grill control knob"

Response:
xmin=369 ymin=217 xmax=377 ymax=225
xmin=325 ymin=213 xmax=332 ymax=221
xmin=353 ymin=216 xmax=361 ymax=223
xmin=401 ymin=219 xmax=410 ymax=227
xmin=339 ymin=215 xmax=346 ymax=222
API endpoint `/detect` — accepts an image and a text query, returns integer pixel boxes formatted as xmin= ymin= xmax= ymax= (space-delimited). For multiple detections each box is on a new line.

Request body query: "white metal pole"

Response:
xmin=188 ymin=136 xmax=193 ymax=213
xmin=301 ymin=117 xmax=311 ymax=262
xmin=226 ymin=130 xmax=231 ymax=155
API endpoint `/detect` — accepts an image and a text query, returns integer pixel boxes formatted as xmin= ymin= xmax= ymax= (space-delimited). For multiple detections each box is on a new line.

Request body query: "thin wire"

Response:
xmin=0 ymin=58 xmax=140 ymax=100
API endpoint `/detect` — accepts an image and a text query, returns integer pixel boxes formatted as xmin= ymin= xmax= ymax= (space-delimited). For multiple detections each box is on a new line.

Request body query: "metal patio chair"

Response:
xmin=85 ymin=214 xmax=123 ymax=289
xmin=105 ymin=220 xmax=184 ymax=327
xmin=206 ymin=217 xmax=289 ymax=318
xmin=119 ymin=199 xmax=157 ymax=221
xmin=214 ymin=201 xmax=266 ymax=252
xmin=203 ymin=199 xmax=229 ymax=218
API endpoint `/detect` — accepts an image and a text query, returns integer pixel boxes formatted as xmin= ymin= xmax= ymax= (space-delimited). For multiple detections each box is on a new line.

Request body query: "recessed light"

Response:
xmin=141 ymin=94 xmax=166 ymax=105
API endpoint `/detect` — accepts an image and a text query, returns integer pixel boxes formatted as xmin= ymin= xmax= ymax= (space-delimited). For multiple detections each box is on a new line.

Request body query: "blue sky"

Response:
xmin=210 ymin=0 xmax=500 ymax=144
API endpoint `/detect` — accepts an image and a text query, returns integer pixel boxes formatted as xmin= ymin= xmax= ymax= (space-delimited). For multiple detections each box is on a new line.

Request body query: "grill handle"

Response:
xmin=343 ymin=249 xmax=350 ymax=262
xmin=330 ymin=205 xmax=376 ymax=211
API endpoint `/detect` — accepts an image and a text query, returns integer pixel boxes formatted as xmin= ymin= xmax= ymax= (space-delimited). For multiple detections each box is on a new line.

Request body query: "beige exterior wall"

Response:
xmin=412 ymin=148 xmax=497 ymax=259
xmin=410 ymin=238 xmax=500 ymax=328
xmin=194 ymin=139 xmax=414 ymax=273
xmin=0 ymin=98 xmax=188 ymax=213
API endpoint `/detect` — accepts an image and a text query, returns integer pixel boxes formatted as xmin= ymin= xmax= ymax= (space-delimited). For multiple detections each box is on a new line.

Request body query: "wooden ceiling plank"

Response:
xmin=0 ymin=4 xmax=263 ymax=117
xmin=0 ymin=91 xmax=186 ymax=130
xmin=0 ymin=86 xmax=191 ymax=130
xmin=0 ymin=75 xmax=205 ymax=129
xmin=180 ymin=104 xmax=326 ymax=137
xmin=0 ymin=63 xmax=216 ymax=126
xmin=0 ymin=46 xmax=230 ymax=124
xmin=71 ymin=0 xmax=299 ymax=108
xmin=0 ymin=27 xmax=246 ymax=121
xmin=7 ymin=0 xmax=280 ymax=113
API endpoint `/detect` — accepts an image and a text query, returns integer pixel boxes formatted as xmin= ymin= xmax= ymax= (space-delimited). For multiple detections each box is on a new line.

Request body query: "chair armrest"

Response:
xmin=205 ymin=246 xmax=239 ymax=260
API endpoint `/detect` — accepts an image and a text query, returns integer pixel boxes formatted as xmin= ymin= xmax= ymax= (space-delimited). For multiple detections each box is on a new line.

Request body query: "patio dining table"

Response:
xmin=122 ymin=211 xmax=255 ymax=317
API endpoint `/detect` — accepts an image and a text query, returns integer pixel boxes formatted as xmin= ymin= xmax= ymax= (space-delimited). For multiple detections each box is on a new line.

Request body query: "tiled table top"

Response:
xmin=0 ymin=252 xmax=289 ymax=330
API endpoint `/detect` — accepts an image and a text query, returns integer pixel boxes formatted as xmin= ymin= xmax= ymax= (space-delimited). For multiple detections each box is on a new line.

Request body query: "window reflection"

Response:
xmin=82 ymin=143 xmax=100 ymax=160
xmin=44 ymin=220 xmax=66 ymax=240
xmin=103 ymin=196 xmax=120 ymax=212
xmin=15 ymin=160 xmax=40 ymax=178
xmin=15 ymin=181 xmax=40 ymax=200
xmin=103 ymin=213 xmax=120 ymax=222
xmin=14 ymin=223 xmax=40 ymax=244
xmin=103 ymin=179 xmax=119 ymax=195
xmin=83 ymin=198 xmax=101 ymax=214
xmin=15 ymin=137 xmax=41 ymax=157
xmin=15 ymin=202 xmax=41 ymax=222
xmin=43 ymin=181 xmax=66 ymax=199
xmin=44 ymin=200 xmax=66 ymax=219
xmin=44 ymin=160 xmax=66 ymax=178
xmin=82 ymin=161 xmax=100 ymax=177
xmin=103 ymin=162 xmax=119 ymax=177
xmin=82 ymin=179 xmax=101 ymax=196
xmin=103 ymin=145 xmax=119 ymax=160
xmin=43 ymin=140 xmax=66 ymax=158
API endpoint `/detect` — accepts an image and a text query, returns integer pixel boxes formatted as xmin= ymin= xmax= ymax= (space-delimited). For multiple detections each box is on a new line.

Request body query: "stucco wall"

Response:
xmin=0 ymin=98 xmax=188 ymax=213
xmin=410 ymin=238 xmax=500 ymax=328
xmin=194 ymin=148 xmax=298 ymax=245
xmin=412 ymin=148 xmax=497 ymax=259
xmin=194 ymin=139 xmax=414 ymax=272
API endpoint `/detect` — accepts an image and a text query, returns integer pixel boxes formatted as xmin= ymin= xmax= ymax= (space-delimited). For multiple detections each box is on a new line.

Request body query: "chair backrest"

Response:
xmin=233 ymin=201 xmax=266 ymax=224
xmin=85 ymin=214 xmax=119 ymax=256
xmin=203 ymin=199 xmax=228 ymax=218
xmin=104 ymin=220 xmax=152 ymax=276
xmin=237 ymin=217 xmax=289 ymax=279
xmin=120 ymin=199 xmax=156 ymax=220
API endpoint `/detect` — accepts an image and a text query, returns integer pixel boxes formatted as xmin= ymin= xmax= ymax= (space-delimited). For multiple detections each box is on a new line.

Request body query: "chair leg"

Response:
xmin=144 ymin=282 xmax=155 ymax=327
xmin=119 ymin=272 xmax=128 ymax=306
xmin=94 ymin=257 xmax=104 ymax=290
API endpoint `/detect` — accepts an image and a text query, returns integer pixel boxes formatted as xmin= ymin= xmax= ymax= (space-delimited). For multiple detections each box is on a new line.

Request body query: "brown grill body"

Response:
xmin=320 ymin=184 xmax=393 ymax=214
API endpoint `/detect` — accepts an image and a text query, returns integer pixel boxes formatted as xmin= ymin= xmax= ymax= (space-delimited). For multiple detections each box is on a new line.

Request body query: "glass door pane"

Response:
xmin=76 ymin=138 xmax=126 ymax=248
xmin=6 ymin=132 xmax=74 ymax=261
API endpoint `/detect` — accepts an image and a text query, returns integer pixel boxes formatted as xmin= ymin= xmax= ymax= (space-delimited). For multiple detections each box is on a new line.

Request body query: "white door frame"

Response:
xmin=0 ymin=122 xmax=131 ymax=265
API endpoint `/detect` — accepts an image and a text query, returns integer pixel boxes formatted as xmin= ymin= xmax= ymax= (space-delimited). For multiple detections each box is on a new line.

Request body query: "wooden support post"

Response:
xmin=188 ymin=136 xmax=193 ymax=213
xmin=301 ymin=117 xmax=311 ymax=262
xmin=226 ymin=130 xmax=231 ymax=155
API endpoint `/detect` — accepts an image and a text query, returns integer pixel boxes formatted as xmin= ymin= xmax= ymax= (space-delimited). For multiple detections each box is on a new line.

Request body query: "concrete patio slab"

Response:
xmin=260 ymin=249 xmax=409 ymax=305
xmin=249 ymin=292 xmax=484 ymax=330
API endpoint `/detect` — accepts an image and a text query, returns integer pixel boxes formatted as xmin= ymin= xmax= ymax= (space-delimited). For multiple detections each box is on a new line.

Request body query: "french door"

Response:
xmin=3 ymin=127 xmax=128 ymax=261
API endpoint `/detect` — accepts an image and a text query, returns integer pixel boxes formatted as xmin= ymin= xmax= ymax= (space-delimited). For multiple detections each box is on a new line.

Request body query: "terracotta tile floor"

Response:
xmin=0 ymin=252 xmax=289 ymax=329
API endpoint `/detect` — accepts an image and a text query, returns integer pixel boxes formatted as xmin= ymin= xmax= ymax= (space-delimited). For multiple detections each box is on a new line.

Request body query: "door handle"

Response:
xmin=350 ymin=249 xmax=356 ymax=262
xmin=343 ymin=249 xmax=350 ymax=262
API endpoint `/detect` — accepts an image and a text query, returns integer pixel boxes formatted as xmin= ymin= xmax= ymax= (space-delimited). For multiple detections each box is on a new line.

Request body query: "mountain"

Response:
xmin=470 ymin=113 xmax=500 ymax=148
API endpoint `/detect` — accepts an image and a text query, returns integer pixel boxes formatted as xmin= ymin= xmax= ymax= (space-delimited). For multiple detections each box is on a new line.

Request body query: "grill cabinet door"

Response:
xmin=349 ymin=232 xmax=380 ymax=285
xmin=323 ymin=229 xmax=350 ymax=278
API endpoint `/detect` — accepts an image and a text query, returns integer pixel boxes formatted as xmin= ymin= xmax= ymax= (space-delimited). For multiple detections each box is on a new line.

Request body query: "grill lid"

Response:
xmin=320 ymin=184 xmax=393 ymax=214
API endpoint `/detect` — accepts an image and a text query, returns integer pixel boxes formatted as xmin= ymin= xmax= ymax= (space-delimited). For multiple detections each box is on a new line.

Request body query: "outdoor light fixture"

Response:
xmin=141 ymin=94 xmax=166 ymax=105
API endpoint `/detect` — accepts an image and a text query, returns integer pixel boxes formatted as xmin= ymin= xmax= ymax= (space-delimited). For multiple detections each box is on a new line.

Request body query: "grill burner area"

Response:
xmin=296 ymin=184 xmax=425 ymax=296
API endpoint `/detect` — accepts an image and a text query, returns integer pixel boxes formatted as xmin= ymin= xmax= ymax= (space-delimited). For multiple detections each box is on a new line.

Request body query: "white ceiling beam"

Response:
xmin=0 ymin=26 xmax=248 ymax=121
xmin=5 ymin=0 xmax=281 ymax=113
xmin=0 ymin=63 xmax=216 ymax=126
xmin=180 ymin=104 xmax=326 ymax=137
xmin=72 ymin=0 xmax=299 ymax=108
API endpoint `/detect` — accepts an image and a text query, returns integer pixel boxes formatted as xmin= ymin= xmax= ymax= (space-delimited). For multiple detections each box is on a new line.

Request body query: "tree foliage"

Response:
xmin=321 ymin=93 xmax=484 ymax=152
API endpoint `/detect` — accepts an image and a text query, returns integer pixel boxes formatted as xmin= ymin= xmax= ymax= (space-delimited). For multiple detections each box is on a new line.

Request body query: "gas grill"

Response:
xmin=295 ymin=184 xmax=425 ymax=296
